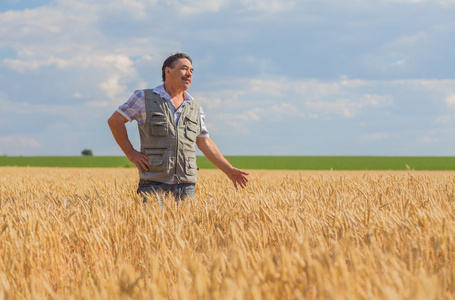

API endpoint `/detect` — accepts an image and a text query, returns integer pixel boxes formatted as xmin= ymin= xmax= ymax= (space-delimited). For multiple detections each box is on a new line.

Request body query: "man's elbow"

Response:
xmin=107 ymin=115 xmax=115 ymax=129
xmin=196 ymin=137 xmax=210 ymax=150
xmin=108 ymin=112 xmax=125 ymax=128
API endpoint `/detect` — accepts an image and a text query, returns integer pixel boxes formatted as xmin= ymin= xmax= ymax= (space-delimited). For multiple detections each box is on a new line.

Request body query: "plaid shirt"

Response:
xmin=117 ymin=85 xmax=209 ymax=137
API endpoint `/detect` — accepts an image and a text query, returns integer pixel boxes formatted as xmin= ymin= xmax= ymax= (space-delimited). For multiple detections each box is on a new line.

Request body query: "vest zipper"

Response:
xmin=173 ymin=109 xmax=181 ymax=184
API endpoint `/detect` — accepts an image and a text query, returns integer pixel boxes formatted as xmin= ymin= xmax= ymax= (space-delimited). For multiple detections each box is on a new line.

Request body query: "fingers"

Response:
xmin=238 ymin=177 xmax=248 ymax=189
xmin=135 ymin=160 xmax=146 ymax=172
xmin=130 ymin=151 xmax=149 ymax=172
xmin=140 ymin=153 xmax=149 ymax=171
xmin=228 ymin=168 xmax=249 ymax=189
xmin=137 ymin=161 xmax=149 ymax=172
xmin=232 ymin=174 xmax=248 ymax=189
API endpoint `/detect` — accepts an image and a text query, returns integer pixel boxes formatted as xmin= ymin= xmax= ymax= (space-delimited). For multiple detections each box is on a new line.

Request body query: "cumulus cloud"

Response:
xmin=167 ymin=0 xmax=227 ymax=14
xmin=384 ymin=0 xmax=455 ymax=3
xmin=0 ymin=1 xmax=165 ymax=105
xmin=362 ymin=94 xmax=393 ymax=106
xmin=97 ymin=55 xmax=136 ymax=101
xmin=445 ymin=94 xmax=455 ymax=109
xmin=194 ymin=96 xmax=223 ymax=110
xmin=305 ymin=92 xmax=392 ymax=119
xmin=306 ymin=99 xmax=359 ymax=118
xmin=3 ymin=57 xmax=74 ymax=72
xmin=241 ymin=0 xmax=296 ymax=13
xmin=418 ymin=135 xmax=438 ymax=143
xmin=0 ymin=136 xmax=41 ymax=155
xmin=435 ymin=115 xmax=450 ymax=124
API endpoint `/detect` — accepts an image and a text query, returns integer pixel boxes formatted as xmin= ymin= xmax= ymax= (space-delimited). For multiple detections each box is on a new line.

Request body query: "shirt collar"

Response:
xmin=153 ymin=84 xmax=193 ymax=104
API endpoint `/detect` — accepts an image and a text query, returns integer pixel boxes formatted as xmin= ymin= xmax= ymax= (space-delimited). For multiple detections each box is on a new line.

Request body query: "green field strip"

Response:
xmin=200 ymin=156 xmax=455 ymax=171
xmin=0 ymin=156 xmax=134 ymax=168
xmin=1 ymin=156 xmax=455 ymax=170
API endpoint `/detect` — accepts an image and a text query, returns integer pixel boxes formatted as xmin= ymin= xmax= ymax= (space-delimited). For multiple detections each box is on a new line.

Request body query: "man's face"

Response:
xmin=166 ymin=58 xmax=193 ymax=90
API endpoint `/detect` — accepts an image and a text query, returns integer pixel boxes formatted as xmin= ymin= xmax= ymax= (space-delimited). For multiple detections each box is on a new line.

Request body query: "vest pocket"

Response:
xmin=185 ymin=119 xmax=198 ymax=142
xmin=150 ymin=113 xmax=168 ymax=136
xmin=184 ymin=152 xmax=198 ymax=176
xmin=143 ymin=148 xmax=168 ymax=172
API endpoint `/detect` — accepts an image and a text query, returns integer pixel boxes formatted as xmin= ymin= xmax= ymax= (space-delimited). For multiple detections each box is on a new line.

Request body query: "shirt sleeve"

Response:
xmin=116 ymin=90 xmax=146 ymax=126
xmin=198 ymin=105 xmax=210 ymax=138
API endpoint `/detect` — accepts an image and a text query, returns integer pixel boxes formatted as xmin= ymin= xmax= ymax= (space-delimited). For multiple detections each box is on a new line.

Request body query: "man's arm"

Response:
xmin=196 ymin=137 xmax=249 ymax=189
xmin=107 ymin=111 xmax=149 ymax=171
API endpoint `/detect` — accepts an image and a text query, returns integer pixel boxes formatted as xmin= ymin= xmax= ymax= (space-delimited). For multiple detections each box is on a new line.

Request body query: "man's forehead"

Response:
xmin=175 ymin=58 xmax=192 ymax=68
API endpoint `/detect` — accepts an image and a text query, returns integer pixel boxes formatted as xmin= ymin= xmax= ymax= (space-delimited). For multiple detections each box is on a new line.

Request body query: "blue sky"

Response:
xmin=1 ymin=0 xmax=455 ymax=156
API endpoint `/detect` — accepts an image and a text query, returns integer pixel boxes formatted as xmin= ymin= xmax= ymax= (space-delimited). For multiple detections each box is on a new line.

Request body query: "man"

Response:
xmin=108 ymin=53 xmax=249 ymax=201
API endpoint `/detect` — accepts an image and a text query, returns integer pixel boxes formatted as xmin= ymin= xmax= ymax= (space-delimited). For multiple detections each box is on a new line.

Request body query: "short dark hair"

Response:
xmin=162 ymin=52 xmax=192 ymax=82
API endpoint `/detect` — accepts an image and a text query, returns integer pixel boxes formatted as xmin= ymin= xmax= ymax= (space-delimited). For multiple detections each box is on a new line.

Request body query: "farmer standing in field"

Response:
xmin=108 ymin=53 xmax=249 ymax=202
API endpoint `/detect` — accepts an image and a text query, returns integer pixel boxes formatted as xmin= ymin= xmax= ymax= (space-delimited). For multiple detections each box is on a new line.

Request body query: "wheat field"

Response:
xmin=1 ymin=167 xmax=455 ymax=299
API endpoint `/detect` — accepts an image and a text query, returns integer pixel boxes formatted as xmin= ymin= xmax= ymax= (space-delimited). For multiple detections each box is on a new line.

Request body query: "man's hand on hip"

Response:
xmin=126 ymin=149 xmax=149 ymax=172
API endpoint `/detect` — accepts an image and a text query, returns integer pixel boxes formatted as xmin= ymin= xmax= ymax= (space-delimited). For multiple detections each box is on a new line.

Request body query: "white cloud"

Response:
xmin=3 ymin=54 xmax=134 ymax=72
xmin=0 ymin=96 xmax=82 ymax=117
xmin=384 ymin=0 xmax=455 ymax=3
xmin=99 ymin=76 xmax=127 ymax=101
xmin=292 ymin=80 xmax=342 ymax=100
xmin=249 ymin=78 xmax=288 ymax=97
xmin=445 ymin=94 xmax=455 ymax=109
xmin=0 ymin=97 xmax=32 ymax=114
xmin=0 ymin=0 xmax=171 ymax=105
xmin=0 ymin=136 xmax=41 ymax=154
xmin=2 ymin=53 xmax=140 ymax=103
xmin=242 ymin=0 xmax=296 ymax=12
xmin=435 ymin=115 xmax=450 ymax=124
xmin=168 ymin=0 xmax=227 ymax=14
xmin=0 ymin=7 xmax=66 ymax=38
xmin=305 ymin=94 xmax=392 ymax=119
xmin=269 ymin=103 xmax=305 ymax=120
xmin=96 ymin=55 xmax=137 ymax=101
xmin=418 ymin=135 xmax=438 ymax=143
xmin=206 ymin=101 xmax=304 ymax=135
xmin=194 ymin=96 xmax=223 ymax=110
xmin=340 ymin=77 xmax=369 ymax=88
xmin=387 ymin=32 xmax=430 ymax=51
xmin=362 ymin=94 xmax=393 ymax=106
xmin=3 ymin=57 xmax=73 ymax=72
xmin=306 ymin=98 xmax=362 ymax=118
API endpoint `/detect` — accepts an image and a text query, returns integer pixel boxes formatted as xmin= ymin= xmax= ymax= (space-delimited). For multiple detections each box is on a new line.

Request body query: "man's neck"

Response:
xmin=163 ymin=84 xmax=185 ymax=100
xmin=163 ymin=84 xmax=186 ymax=109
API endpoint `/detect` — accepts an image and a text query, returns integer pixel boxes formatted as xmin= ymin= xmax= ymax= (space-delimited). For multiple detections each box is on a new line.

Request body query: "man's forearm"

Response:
xmin=107 ymin=113 xmax=135 ymax=156
xmin=108 ymin=112 xmax=150 ymax=171
xmin=197 ymin=137 xmax=249 ymax=189
xmin=197 ymin=138 xmax=233 ymax=174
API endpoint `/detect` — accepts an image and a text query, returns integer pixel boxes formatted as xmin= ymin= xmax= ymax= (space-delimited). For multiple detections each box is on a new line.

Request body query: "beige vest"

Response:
xmin=138 ymin=89 xmax=202 ymax=183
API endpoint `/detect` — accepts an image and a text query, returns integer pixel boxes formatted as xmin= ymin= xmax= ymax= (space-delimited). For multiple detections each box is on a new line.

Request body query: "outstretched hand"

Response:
xmin=226 ymin=168 xmax=249 ymax=189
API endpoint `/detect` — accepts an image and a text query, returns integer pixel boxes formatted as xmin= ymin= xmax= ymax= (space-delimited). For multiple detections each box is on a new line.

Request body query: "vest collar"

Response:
xmin=153 ymin=84 xmax=194 ymax=106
